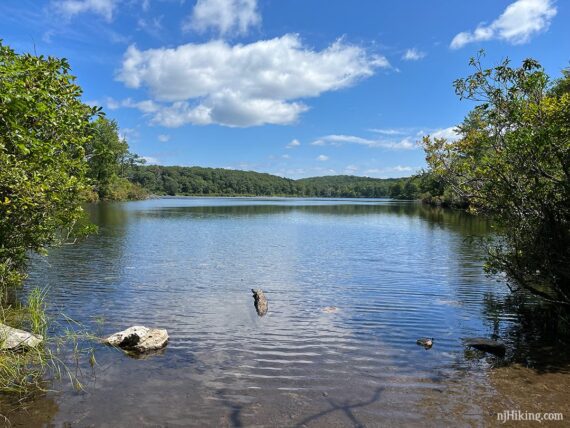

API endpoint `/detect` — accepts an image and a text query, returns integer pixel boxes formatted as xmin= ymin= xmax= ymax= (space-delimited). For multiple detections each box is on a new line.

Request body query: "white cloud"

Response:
xmin=316 ymin=155 xmax=329 ymax=161
xmin=281 ymin=154 xmax=291 ymax=159
xmin=183 ymin=0 xmax=261 ymax=36
xmin=141 ymin=155 xmax=160 ymax=165
xmin=52 ymin=0 xmax=117 ymax=21
xmin=402 ymin=48 xmax=426 ymax=61
xmin=312 ymin=134 xmax=416 ymax=150
xmin=429 ymin=126 xmax=461 ymax=141
xmin=119 ymin=127 xmax=139 ymax=141
xmin=286 ymin=139 xmax=301 ymax=149
xmin=117 ymin=34 xmax=389 ymax=127
xmin=369 ymin=128 xmax=406 ymax=135
xmin=364 ymin=165 xmax=418 ymax=177
xmin=106 ymin=97 xmax=160 ymax=114
xmin=138 ymin=16 xmax=163 ymax=38
xmin=344 ymin=164 xmax=359 ymax=174
xmin=158 ymin=134 xmax=170 ymax=142
xmin=450 ymin=0 xmax=557 ymax=49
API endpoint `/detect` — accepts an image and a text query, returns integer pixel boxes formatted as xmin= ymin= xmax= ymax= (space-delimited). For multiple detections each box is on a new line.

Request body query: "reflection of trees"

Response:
xmin=24 ymin=202 xmax=131 ymax=321
xmin=135 ymin=201 xmax=422 ymax=219
xmin=86 ymin=201 xmax=129 ymax=229
xmin=139 ymin=201 xmax=493 ymax=236
xmin=415 ymin=204 xmax=492 ymax=236
xmin=481 ymin=292 xmax=570 ymax=373
xmin=0 ymin=393 xmax=59 ymax=426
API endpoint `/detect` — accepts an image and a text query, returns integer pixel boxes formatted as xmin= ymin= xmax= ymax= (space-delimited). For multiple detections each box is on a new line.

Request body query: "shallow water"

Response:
xmin=4 ymin=198 xmax=567 ymax=426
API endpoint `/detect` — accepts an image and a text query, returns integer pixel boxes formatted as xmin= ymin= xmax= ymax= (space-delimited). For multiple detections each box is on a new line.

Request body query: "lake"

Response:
xmin=5 ymin=198 xmax=569 ymax=426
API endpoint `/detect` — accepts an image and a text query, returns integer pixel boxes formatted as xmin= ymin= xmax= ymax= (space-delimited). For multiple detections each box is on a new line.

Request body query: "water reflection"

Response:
xmin=6 ymin=198 xmax=562 ymax=425
xmin=480 ymin=293 xmax=570 ymax=373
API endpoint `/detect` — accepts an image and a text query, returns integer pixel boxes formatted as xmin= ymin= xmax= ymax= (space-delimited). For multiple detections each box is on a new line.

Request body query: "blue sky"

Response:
xmin=1 ymin=0 xmax=568 ymax=178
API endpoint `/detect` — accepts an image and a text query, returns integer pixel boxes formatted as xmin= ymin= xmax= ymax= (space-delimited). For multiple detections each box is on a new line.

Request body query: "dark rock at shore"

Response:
xmin=464 ymin=337 xmax=506 ymax=356
xmin=252 ymin=289 xmax=268 ymax=316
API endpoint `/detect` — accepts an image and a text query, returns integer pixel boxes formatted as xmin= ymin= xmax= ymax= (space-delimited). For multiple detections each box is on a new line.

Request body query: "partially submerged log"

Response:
xmin=252 ymin=289 xmax=268 ymax=316
xmin=464 ymin=337 xmax=506 ymax=356
xmin=104 ymin=326 xmax=169 ymax=353
xmin=0 ymin=323 xmax=43 ymax=351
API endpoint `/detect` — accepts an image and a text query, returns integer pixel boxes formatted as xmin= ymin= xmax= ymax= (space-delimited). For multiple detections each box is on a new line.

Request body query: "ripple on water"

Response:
xmin=19 ymin=198 xmax=520 ymax=426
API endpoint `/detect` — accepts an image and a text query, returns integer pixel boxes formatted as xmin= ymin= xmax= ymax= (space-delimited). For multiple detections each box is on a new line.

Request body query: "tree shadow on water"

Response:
xmin=213 ymin=388 xmax=246 ymax=427
xmin=481 ymin=292 xmax=570 ymax=373
xmin=295 ymin=386 xmax=384 ymax=428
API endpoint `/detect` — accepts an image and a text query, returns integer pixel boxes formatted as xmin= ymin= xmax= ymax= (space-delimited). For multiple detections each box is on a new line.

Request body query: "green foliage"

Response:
xmin=423 ymin=53 xmax=570 ymax=304
xmin=104 ymin=176 xmax=148 ymax=201
xmin=0 ymin=41 xmax=97 ymax=289
xmin=297 ymin=175 xmax=407 ymax=198
xmin=126 ymin=166 xmax=417 ymax=198
xmin=86 ymin=117 xmax=147 ymax=200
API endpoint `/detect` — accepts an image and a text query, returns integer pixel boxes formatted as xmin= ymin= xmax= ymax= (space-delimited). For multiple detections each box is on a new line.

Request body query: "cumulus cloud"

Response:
xmin=52 ymin=0 xmax=117 ymax=21
xmin=402 ymin=48 xmax=426 ymax=61
xmin=141 ymin=155 xmax=160 ymax=165
xmin=364 ymin=165 xmax=418 ymax=177
xmin=428 ymin=126 xmax=461 ymax=141
xmin=450 ymin=0 xmax=556 ymax=49
xmin=158 ymin=134 xmax=171 ymax=142
xmin=286 ymin=139 xmax=301 ymax=149
xmin=106 ymin=97 xmax=160 ymax=113
xmin=311 ymin=134 xmax=416 ymax=150
xmin=183 ymin=0 xmax=261 ymax=36
xmin=316 ymin=155 xmax=329 ymax=161
xmin=116 ymin=34 xmax=389 ymax=127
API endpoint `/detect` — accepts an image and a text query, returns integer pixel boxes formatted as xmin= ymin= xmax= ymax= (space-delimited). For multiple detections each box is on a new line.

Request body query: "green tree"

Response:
xmin=85 ymin=117 xmax=129 ymax=198
xmin=389 ymin=183 xmax=402 ymax=198
xmin=0 ymin=42 xmax=96 ymax=287
xmin=423 ymin=53 xmax=570 ymax=304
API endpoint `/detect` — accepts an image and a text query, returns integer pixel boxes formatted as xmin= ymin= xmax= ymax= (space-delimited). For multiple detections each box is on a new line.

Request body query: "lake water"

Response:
xmin=5 ymin=198 xmax=568 ymax=426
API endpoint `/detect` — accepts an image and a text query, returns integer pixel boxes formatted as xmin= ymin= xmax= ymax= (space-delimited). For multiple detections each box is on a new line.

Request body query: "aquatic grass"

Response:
xmin=1 ymin=290 xmax=99 ymax=401
xmin=26 ymin=287 xmax=48 ymax=338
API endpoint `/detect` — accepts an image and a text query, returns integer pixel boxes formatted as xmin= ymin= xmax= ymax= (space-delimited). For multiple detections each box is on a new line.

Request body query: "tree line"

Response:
xmin=125 ymin=165 xmax=420 ymax=199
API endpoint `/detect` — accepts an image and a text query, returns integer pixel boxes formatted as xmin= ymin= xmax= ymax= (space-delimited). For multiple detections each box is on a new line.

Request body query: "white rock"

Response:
xmin=0 ymin=323 xmax=43 ymax=350
xmin=104 ymin=326 xmax=168 ymax=352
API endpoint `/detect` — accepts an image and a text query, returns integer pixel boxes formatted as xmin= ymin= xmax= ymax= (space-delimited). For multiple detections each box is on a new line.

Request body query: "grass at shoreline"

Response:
xmin=0 ymin=286 xmax=93 ymax=402
xmin=1 ymin=287 xmax=49 ymax=398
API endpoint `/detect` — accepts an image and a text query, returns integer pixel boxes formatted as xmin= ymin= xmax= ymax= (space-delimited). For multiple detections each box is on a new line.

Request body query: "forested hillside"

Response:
xmin=125 ymin=165 xmax=418 ymax=198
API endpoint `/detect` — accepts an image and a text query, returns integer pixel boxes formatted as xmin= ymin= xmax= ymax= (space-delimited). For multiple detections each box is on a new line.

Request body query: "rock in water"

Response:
xmin=416 ymin=337 xmax=434 ymax=349
xmin=252 ymin=289 xmax=268 ymax=316
xmin=0 ymin=323 xmax=43 ymax=351
xmin=104 ymin=326 xmax=169 ymax=353
xmin=464 ymin=337 xmax=506 ymax=356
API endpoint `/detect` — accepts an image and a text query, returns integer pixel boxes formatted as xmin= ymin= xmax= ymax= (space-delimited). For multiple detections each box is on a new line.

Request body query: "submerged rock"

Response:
xmin=104 ymin=326 xmax=169 ymax=353
xmin=464 ymin=337 xmax=506 ymax=356
xmin=0 ymin=323 xmax=43 ymax=351
xmin=252 ymin=289 xmax=268 ymax=316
